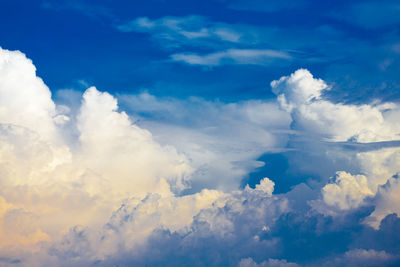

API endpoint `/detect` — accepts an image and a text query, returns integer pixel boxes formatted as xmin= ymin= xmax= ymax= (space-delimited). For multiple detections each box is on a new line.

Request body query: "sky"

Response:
xmin=0 ymin=0 xmax=400 ymax=266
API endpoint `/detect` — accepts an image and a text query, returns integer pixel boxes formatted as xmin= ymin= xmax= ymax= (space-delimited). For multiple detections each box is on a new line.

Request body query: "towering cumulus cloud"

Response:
xmin=0 ymin=47 xmax=194 ymax=262
xmin=0 ymin=48 xmax=400 ymax=266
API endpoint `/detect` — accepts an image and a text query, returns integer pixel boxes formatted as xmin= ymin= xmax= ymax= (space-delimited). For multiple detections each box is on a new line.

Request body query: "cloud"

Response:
xmin=321 ymin=171 xmax=373 ymax=211
xmin=238 ymin=257 xmax=299 ymax=267
xmin=368 ymin=176 xmax=400 ymax=227
xmin=0 ymin=47 xmax=65 ymax=141
xmin=1 ymin=47 xmax=400 ymax=266
xmin=171 ymin=49 xmax=291 ymax=66
xmin=119 ymin=92 xmax=291 ymax=191
xmin=48 ymin=177 xmax=289 ymax=266
xmin=0 ymin=47 xmax=193 ymax=256
xmin=117 ymin=15 xmax=243 ymax=48
xmin=116 ymin=13 xmax=400 ymax=103
xmin=326 ymin=249 xmax=400 ymax=267
xmin=271 ymin=69 xmax=400 ymax=143
xmin=77 ymin=87 xmax=193 ymax=193
xmin=270 ymin=69 xmax=400 ymax=229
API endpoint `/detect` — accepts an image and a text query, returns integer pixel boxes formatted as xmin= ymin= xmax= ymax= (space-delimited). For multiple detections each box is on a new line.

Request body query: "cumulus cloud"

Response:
xmin=311 ymin=171 xmax=374 ymax=216
xmin=271 ymin=69 xmax=400 ymax=142
xmin=47 ymin=177 xmax=288 ymax=266
xmin=0 ymin=47 xmax=65 ymax=141
xmin=368 ymin=176 xmax=400 ymax=228
xmin=0 ymin=47 xmax=193 ymax=257
xmin=77 ymin=87 xmax=193 ymax=193
xmin=1 ymin=46 xmax=400 ymax=266
xmin=271 ymin=68 xmax=400 ymax=227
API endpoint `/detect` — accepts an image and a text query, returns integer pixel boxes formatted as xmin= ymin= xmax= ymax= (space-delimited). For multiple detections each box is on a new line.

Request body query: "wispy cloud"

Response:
xmin=171 ymin=48 xmax=291 ymax=66
xmin=117 ymin=15 xmax=243 ymax=48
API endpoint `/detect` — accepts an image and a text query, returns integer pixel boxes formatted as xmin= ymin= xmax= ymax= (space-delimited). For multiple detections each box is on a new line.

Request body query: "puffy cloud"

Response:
xmin=46 ymin=177 xmax=288 ymax=266
xmin=0 ymin=47 xmax=193 ymax=257
xmin=368 ymin=176 xmax=400 ymax=228
xmin=271 ymin=69 xmax=400 ymax=143
xmin=0 ymin=46 xmax=292 ymax=266
xmin=311 ymin=171 xmax=374 ymax=216
xmin=1 ymin=46 xmax=400 ymax=267
xmin=0 ymin=47 xmax=65 ymax=141
xmin=77 ymin=87 xmax=193 ymax=194
xmin=321 ymin=171 xmax=373 ymax=211
xmin=271 ymin=69 xmax=400 ymax=227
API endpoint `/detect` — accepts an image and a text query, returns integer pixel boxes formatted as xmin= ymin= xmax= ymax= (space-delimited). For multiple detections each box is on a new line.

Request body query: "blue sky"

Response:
xmin=0 ymin=1 xmax=400 ymax=266
xmin=1 ymin=0 xmax=399 ymax=101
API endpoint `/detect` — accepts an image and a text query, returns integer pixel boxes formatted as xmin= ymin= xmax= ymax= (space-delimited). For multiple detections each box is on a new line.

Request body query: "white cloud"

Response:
xmin=1 ymin=47 xmax=400 ymax=266
xmin=117 ymin=15 xmax=241 ymax=45
xmin=272 ymin=69 xmax=400 ymax=225
xmin=0 ymin=46 xmax=291 ymax=266
xmin=271 ymin=68 xmax=400 ymax=143
xmin=0 ymin=48 xmax=193 ymax=257
xmin=238 ymin=257 xmax=299 ymax=267
xmin=48 ymin=177 xmax=288 ymax=266
xmin=318 ymin=171 xmax=373 ymax=212
xmin=368 ymin=176 xmax=400 ymax=228
xmin=171 ymin=49 xmax=291 ymax=66
xmin=327 ymin=249 xmax=400 ymax=267
xmin=0 ymin=47 xmax=64 ymax=141
xmin=119 ymin=93 xmax=291 ymax=191
xmin=77 ymin=87 xmax=193 ymax=194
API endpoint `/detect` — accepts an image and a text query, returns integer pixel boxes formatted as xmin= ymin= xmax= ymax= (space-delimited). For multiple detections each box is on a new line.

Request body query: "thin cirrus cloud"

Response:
xmin=116 ymin=13 xmax=400 ymax=102
xmin=1 ymin=46 xmax=400 ymax=266
xmin=117 ymin=16 xmax=243 ymax=46
xmin=117 ymin=16 xmax=293 ymax=66
xmin=171 ymin=48 xmax=291 ymax=66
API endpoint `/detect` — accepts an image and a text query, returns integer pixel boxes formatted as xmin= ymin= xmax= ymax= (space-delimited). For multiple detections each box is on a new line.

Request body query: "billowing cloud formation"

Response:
xmin=1 ymin=47 xmax=400 ymax=266
xmin=0 ymin=48 xmax=63 ymax=141
xmin=271 ymin=69 xmax=400 ymax=142
xmin=321 ymin=171 xmax=373 ymax=211
xmin=0 ymin=46 xmax=193 ymax=255
xmin=271 ymin=69 xmax=400 ymax=226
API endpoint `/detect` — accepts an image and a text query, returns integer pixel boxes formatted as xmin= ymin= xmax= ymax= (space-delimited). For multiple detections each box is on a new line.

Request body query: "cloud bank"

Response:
xmin=0 ymin=47 xmax=400 ymax=266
